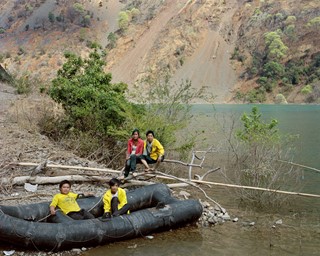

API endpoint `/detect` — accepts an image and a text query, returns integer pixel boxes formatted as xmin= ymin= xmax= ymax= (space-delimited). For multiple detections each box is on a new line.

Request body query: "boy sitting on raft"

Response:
xmin=102 ymin=178 xmax=131 ymax=220
xmin=50 ymin=180 xmax=95 ymax=220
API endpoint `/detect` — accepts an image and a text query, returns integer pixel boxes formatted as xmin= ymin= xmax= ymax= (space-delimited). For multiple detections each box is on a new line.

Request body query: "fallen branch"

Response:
xmin=0 ymin=175 xmax=112 ymax=186
xmin=154 ymin=171 xmax=225 ymax=212
xmin=194 ymin=167 xmax=221 ymax=181
xmin=276 ymin=160 xmax=320 ymax=174
xmin=12 ymin=162 xmax=121 ymax=174
xmin=163 ymin=159 xmax=202 ymax=168
xmin=141 ymin=173 xmax=320 ymax=199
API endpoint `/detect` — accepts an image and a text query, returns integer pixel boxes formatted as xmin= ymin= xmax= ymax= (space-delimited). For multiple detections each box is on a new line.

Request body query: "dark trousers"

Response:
xmin=110 ymin=197 xmax=130 ymax=216
xmin=124 ymin=154 xmax=142 ymax=177
xmin=141 ymin=155 xmax=164 ymax=164
xmin=67 ymin=209 xmax=95 ymax=220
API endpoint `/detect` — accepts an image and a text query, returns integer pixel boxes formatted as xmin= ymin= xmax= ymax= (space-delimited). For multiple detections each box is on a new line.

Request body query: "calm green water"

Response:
xmin=190 ymin=104 xmax=320 ymax=194
xmin=85 ymin=104 xmax=320 ymax=256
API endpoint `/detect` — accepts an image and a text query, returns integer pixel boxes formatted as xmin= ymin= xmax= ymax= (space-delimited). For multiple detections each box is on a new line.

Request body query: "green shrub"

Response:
xmin=246 ymin=88 xmax=266 ymax=103
xmin=107 ymin=32 xmax=117 ymax=49
xmin=263 ymin=61 xmax=285 ymax=79
xmin=307 ymin=17 xmax=320 ymax=27
xmin=118 ymin=11 xmax=129 ymax=31
xmin=301 ymin=85 xmax=312 ymax=94
xmin=49 ymin=46 xmax=142 ymax=138
xmin=284 ymin=24 xmax=295 ymax=39
xmin=285 ymin=15 xmax=296 ymax=25
xmin=231 ymin=106 xmax=299 ymax=208
xmin=264 ymin=31 xmax=288 ymax=60
xmin=48 ymin=12 xmax=55 ymax=23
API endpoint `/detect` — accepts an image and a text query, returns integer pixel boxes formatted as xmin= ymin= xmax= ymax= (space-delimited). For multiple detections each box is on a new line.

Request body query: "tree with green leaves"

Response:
xmin=131 ymin=76 xmax=213 ymax=158
xmin=118 ymin=11 xmax=129 ymax=32
xmin=49 ymin=45 xmax=140 ymax=138
xmin=264 ymin=31 xmax=288 ymax=61
xmin=231 ymin=106 xmax=299 ymax=208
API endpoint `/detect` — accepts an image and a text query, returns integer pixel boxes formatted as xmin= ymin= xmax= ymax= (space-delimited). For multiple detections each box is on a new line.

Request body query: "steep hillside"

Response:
xmin=0 ymin=0 xmax=319 ymax=103
xmin=229 ymin=0 xmax=320 ymax=103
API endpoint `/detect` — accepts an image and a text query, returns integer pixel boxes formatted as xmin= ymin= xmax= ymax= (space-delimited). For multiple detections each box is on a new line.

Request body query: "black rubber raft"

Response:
xmin=0 ymin=183 xmax=203 ymax=251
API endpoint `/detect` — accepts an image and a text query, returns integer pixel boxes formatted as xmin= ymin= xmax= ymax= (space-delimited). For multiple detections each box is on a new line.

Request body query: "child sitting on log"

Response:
xmin=50 ymin=180 xmax=95 ymax=220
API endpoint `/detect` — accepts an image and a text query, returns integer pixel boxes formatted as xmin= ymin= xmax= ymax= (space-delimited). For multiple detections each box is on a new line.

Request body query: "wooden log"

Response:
xmin=13 ymin=162 xmax=121 ymax=174
xmin=0 ymin=175 xmax=111 ymax=186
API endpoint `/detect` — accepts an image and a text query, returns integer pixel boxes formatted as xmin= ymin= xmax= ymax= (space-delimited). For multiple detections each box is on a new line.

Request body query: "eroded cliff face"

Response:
xmin=0 ymin=0 xmax=319 ymax=103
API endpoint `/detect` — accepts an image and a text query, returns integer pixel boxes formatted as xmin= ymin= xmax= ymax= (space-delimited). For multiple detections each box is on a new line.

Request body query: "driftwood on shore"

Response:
xmin=5 ymin=161 xmax=320 ymax=199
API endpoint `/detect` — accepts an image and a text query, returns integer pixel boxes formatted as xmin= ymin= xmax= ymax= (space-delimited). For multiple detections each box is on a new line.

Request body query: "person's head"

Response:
xmin=109 ymin=178 xmax=121 ymax=194
xmin=131 ymin=128 xmax=140 ymax=140
xmin=59 ymin=180 xmax=71 ymax=195
xmin=146 ymin=130 xmax=154 ymax=142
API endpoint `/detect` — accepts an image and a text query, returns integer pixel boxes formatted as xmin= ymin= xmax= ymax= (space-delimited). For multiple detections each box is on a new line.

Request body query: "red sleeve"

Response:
xmin=127 ymin=139 xmax=132 ymax=155
xmin=136 ymin=139 xmax=144 ymax=155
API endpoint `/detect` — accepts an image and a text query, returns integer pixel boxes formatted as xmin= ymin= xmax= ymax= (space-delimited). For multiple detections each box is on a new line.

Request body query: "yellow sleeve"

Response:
xmin=50 ymin=194 xmax=59 ymax=207
xmin=154 ymin=139 xmax=164 ymax=156
xmin=103 ymin=190 xmax=111 ymax=213
xmin=118 ymin=188 xmax=128 ymax=209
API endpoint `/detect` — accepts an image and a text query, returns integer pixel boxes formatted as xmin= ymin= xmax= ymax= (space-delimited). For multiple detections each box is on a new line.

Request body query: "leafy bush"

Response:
xmin=230 ymin=107 xmax=299 ymax=208
xmin=307 ymin=17 xmax=320 ymax=28
xmin=246 ymin=88 xmax=266 ymax=103
xmin=49 ymin=46 xmax=142 ymax=139
xmin=264 ymin=31 xmax=288 ymax=60
xmin=107 ymin=32 xmax=117 ymax=49
xmin=118 ymin=11 xmax=129 ymax=32
xmin=131 ymin=76 xmax=212 ymax=157
xmin=263 ymin=61 xmax=284 ymax=79
xmin=301 ymin=85 xmax=312 ymax=94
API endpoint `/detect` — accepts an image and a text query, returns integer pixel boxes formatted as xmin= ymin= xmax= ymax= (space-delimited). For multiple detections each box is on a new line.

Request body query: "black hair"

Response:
xmin=59 ymin=180 xmax=71 ymax=189
xmin=146 ymin=130 xmax=154 ymax=137
xmin=109 ymin=178 xmax=121 ymax=187
xmin=132 ymin=128 xmax=140 ymax=136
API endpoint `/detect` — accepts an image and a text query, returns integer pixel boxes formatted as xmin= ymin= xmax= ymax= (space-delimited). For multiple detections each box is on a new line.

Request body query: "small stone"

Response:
xmin=249 ymin=222 xmax=255 ymax=226
xmin=222 ymin=213 xmax=231 ymax=221
xmin=232 ymin=217 xmax=239 ymax=222
xmin=81 ymin=247 xmax=87 ymax=251
xmin=179 ymin=190 xmax=190 ymax=198
xmin=145 ymin=235 xmax=154 ymax=239
xmin=202 ymin=201 xmax=211 ymax=208
xmin=275 ymin=219 xmax=282 ymax=225
xmin=72 ymin=249 xmax=82 ymax=253
xmin=272 ymin=225 xmax=276 ymax=228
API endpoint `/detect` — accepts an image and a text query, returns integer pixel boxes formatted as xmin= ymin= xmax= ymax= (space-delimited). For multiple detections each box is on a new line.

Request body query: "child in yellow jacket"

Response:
xmin=50 ymin=180 xmax=94 ymax=220
xmin=140 ymin=130 xmax=165 ymax=171
xmin=102 ymin=178 xmax=131 ymax=220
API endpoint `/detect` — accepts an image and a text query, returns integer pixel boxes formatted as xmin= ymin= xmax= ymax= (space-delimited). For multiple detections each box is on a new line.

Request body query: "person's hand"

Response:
xmin=50 ymin=209 xmax=56 ymax=215
xmin=157 ymin=157 xmax=162 ymax=162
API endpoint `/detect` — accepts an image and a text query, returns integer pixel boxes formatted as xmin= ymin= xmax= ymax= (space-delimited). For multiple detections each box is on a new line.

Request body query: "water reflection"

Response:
xmin=84 ymin=104 xmax=320 ymax=256
xmin=83 ymin=226 xmax=203 ymax=256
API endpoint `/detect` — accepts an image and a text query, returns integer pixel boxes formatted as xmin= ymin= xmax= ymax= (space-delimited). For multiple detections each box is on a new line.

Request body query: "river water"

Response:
xmin=84 ymin=104 xmax=320 ymax=256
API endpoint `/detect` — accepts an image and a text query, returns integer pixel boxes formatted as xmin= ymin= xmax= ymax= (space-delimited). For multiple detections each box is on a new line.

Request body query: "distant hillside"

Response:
xmin=0 ymin=0 xmax=319 ymax=103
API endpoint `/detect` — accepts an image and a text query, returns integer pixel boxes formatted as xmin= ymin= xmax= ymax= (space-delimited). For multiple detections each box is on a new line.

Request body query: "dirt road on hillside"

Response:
xmin=110 ymin=0 xmax=185 ymax=85
xmin=109 ymin=0 xmax=240 ymax=103
xmin=171 ymin=0 xmax=240 ymax=103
